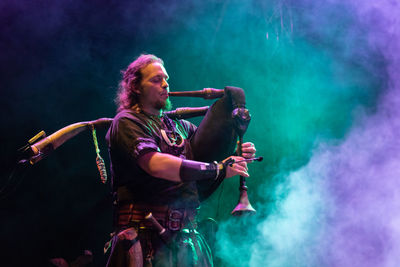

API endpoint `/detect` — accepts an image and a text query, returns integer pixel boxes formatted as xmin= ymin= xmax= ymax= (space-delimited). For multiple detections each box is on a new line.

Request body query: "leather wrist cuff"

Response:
xmin=180 ymin=159 xmax=222 ymax=182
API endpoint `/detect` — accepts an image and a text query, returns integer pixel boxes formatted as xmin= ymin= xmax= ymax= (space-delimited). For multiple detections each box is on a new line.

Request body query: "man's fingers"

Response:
xmin=241 ymin=142 xmax=256 ymax=160
xmin=229 ymin=167 xmax=249 ymax=177
xmin=241 ymin=142 xmax=255 ymax=149
xmin=225 ymin=156 xmax=254 ymax=178
xmin=241 ymin=141 xmax=254 ymax=147
xmin=236 ymin=169 xmax=249 ymax=177
xmin=231 ymin=163 xmax=249 ymax=175
xmin=242 ymin=147 xmax=256 ymax=153
xmin=242 ymin=152 xmax=255 ymax=159
xmin=235 ymin=161 xmax=248 ymax=171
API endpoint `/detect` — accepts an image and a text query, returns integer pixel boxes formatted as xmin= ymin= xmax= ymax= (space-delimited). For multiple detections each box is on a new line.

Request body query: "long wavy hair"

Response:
xmin=115 ymin=54 xmax=164 ymax=112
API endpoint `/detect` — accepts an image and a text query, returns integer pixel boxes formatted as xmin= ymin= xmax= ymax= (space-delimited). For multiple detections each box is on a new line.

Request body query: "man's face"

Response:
xmin=137 ymin=62 xmax=171 ymax=114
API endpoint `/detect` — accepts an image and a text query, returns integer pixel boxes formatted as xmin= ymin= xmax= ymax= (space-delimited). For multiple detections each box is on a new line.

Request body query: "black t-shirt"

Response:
xmin=106 ymin=109 xmax=199 ymax=208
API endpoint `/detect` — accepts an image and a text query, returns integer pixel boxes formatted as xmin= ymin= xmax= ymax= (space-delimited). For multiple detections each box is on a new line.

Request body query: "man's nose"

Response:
xmin=162 ymin=79 xmax=169 ymax=89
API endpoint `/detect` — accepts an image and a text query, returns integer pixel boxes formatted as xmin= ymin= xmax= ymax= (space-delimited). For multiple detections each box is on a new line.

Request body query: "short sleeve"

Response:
xmin=108 ymin=114 xmax=160 ymax=161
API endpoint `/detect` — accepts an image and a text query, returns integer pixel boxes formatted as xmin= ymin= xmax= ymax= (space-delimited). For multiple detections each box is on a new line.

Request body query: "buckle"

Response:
xmin=168 ymin=209 xmax=183 ymax=231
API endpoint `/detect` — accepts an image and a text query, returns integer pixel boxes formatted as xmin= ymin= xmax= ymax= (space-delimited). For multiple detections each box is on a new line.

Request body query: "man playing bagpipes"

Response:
xmin=105 ymin=54 xmax=256 ymax=267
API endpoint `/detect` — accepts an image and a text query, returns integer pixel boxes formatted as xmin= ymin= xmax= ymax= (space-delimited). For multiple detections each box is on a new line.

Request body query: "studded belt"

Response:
xmin=116 ymin=203 xmax=197 ymax=231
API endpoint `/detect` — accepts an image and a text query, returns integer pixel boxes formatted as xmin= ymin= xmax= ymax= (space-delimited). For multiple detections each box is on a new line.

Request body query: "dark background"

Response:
xmin=0 ymin=0 xmax=388 ymax=266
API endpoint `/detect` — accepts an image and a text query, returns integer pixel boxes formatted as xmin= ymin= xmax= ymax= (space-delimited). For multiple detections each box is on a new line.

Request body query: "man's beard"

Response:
xmin=155 ymin=98 xmax=172 ymax=111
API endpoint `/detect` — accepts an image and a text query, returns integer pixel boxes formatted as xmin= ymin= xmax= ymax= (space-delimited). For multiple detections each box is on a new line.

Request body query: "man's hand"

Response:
xmin=223 ymin=156 xmax=249 ymax=178
xmin=225 ymin=142 xmax=256 ymax=178
xmin=241 ymin=142 xmax=256 ymax=159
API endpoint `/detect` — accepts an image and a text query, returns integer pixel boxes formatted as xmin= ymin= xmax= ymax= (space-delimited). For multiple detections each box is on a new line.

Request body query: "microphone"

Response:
xmin=168 ymin=88 xmax=224 ymax=99
xmin=17 ymin=130 xmax=46 ymax=159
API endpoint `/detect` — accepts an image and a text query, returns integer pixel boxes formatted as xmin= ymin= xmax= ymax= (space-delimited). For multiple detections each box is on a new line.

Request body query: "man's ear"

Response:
xmin=131 ymin=84 xmax=141 ymax=95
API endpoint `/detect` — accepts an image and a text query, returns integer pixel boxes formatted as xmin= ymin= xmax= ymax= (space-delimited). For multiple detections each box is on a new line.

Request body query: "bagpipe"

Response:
xmin=22 ymin=87 xmax=260 ymax=215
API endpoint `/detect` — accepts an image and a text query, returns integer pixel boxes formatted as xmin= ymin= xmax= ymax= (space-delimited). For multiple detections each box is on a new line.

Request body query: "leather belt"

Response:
xmin=116 ymin=203 xmax=197 ymax=231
